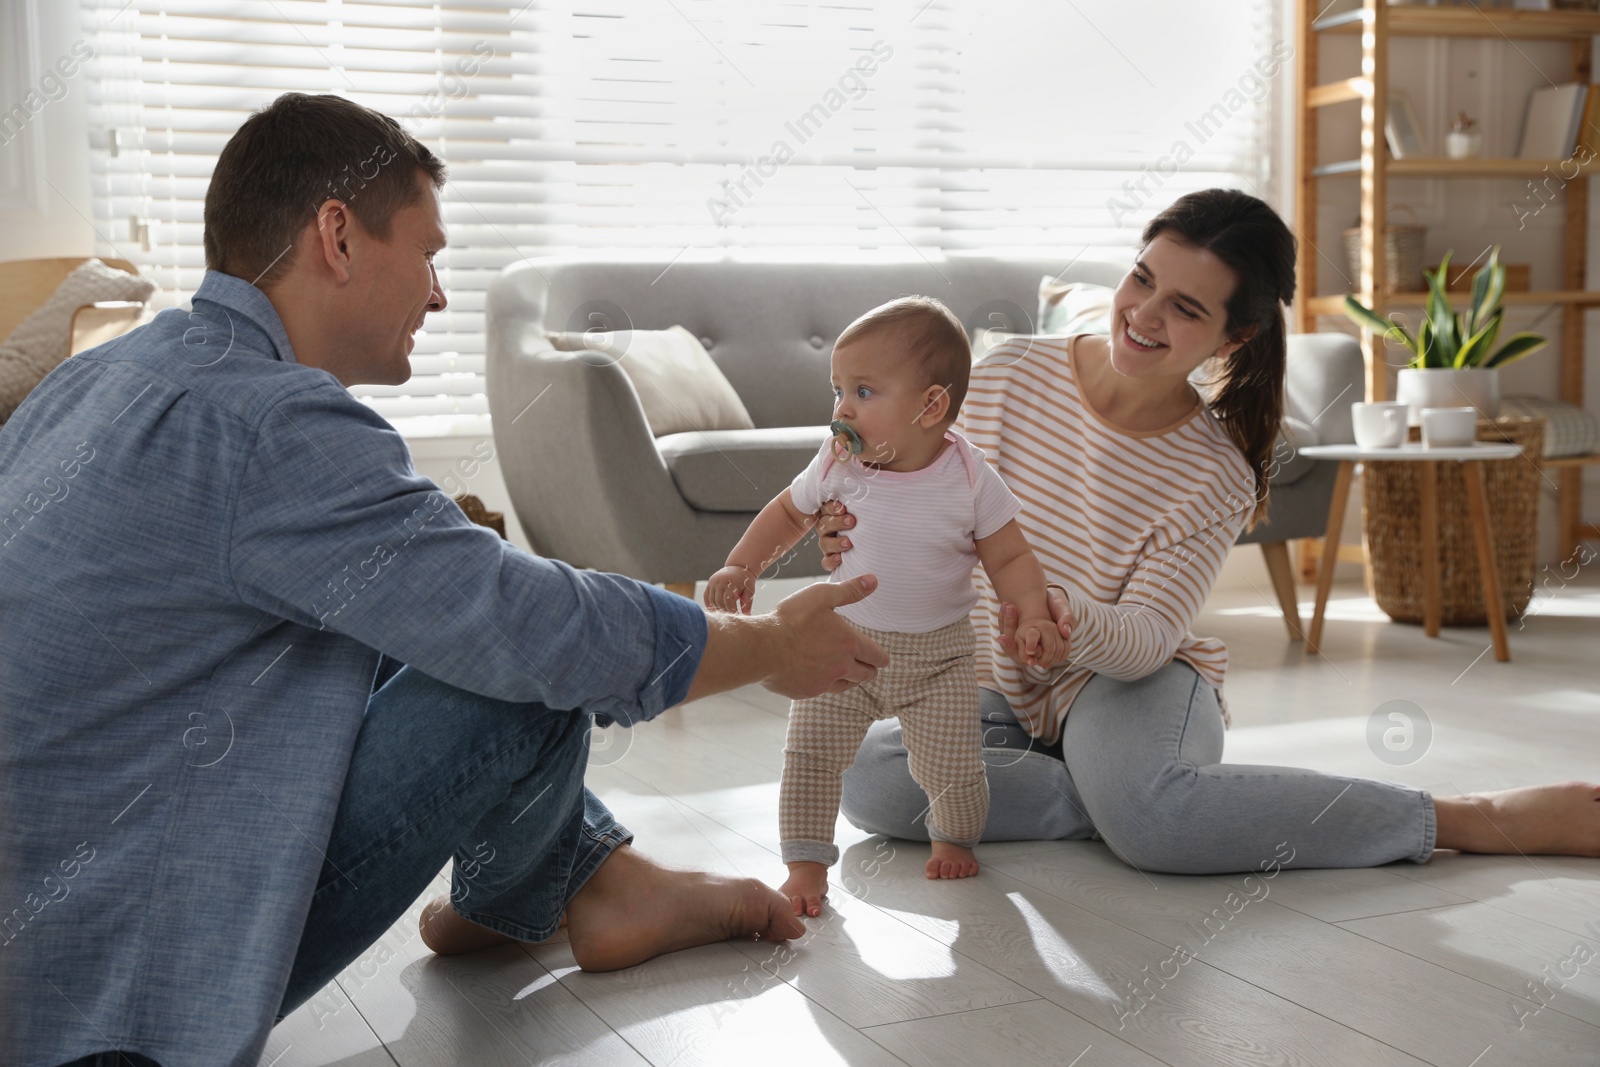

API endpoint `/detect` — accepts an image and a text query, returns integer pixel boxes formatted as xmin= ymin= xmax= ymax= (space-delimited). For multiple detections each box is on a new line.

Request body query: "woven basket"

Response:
xmin=1363 ymin=416 xmax=1544 ymax=625
xmin=1343 ymin=206 xmax=1426 ymax=293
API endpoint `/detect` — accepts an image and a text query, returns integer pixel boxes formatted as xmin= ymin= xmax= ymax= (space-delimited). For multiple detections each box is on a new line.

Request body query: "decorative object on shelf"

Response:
xmin=1364 ymin=417 xmax=1544 ymax=626
xmin=1343 ymin=206 xmax=1426 ymax=292
xmin=1517 ymin=82 xmax=1590 ymax=158
xmin=1352 ymin=401 xmax=1409 ymax=449
xmin=1385 ymin=91 xmax=1427 ymax=158
xmin=1344 ymin=248 xmax=1549 ymax=423
xmin=1446 ymin=112 xmax=1483 ymax=158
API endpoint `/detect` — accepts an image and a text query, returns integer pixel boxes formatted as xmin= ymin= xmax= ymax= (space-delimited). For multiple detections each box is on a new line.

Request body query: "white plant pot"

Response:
xmin=1395 ymin=367 xmax=1500 ymax=426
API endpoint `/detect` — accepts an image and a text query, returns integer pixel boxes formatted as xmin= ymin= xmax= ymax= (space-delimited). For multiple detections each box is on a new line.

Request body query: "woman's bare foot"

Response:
xmin=780 ymin=861 xmax=829 ymax=917
xmin=1434 ymin=782 xmax=1600 ymax=857
xmin=565 ymin=844 xmax=807 ymax=972
xmin=418 ymin=894 xmax=517 ymax=955
xmin=926 ymin=841 xmax=979 ymax=879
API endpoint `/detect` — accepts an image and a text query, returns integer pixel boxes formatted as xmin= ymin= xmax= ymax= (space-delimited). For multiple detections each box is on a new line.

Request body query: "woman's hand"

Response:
xmin=997 ymin=585 xmax=1075 ymax=663
xmin=815 ymin=500 xmax=856 ymax=572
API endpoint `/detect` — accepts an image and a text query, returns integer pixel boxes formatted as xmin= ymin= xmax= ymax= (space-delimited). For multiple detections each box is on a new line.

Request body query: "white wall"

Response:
xmin=0 ymin=0 xmax=95 ymax=259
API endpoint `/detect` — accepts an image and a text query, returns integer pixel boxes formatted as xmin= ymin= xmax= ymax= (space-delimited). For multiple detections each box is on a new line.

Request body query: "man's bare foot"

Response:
xmin=926 ymin=841 xmax=979 ymax=879
xmin=780 ymin=861 xmax=829 ymax=917
xmin=565 ymin=844 xmax=807 ymax=972
xmin=1434 ymin=782 xmax=1600 ymax=857
xmin=418 ymin=894 xmax=517 ymax=955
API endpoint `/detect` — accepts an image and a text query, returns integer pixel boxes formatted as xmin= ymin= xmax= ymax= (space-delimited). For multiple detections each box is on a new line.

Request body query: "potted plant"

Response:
xmin=1343 ymin=247 xmax=1548 ymax=424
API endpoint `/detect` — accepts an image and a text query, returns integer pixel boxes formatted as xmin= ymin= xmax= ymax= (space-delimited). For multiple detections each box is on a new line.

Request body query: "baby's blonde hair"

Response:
xmin=835 ymin=296 xmax=971 ymax=422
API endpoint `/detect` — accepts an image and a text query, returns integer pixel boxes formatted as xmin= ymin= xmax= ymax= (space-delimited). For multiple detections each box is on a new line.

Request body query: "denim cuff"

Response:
xmin=456 ymin=795 xmax=634 ymax=943
xmin=634 ymin=582 xmax=709 ymax=721
xmin=781 ymin=839 xmax=839 ymax=866
xmin=1411 ymin=788 xmax=1437 ymax=863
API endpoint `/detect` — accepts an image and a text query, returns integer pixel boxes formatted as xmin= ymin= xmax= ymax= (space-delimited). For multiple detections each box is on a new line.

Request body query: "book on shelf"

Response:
xmin=1581 ymin=84 xmax=1600 ymax=155
xmin=1518 ymin=82 xmax=1591 ymax=159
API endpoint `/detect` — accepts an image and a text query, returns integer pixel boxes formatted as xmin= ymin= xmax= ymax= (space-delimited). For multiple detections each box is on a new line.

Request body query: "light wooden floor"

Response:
xmin=262 ymin=573 xmax=1600 ymax=1067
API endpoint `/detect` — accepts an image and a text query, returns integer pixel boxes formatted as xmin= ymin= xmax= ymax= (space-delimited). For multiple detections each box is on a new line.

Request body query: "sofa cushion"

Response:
xmin=1039 ymin=279 xmax=1114 ymax=335
xmin=548 ymin=324 xmax=754 ymax=437
xmin=1499 ymin=395 xmax=1598 ymax=457
xmin=657 ymin=425 xmax=830 ymax=512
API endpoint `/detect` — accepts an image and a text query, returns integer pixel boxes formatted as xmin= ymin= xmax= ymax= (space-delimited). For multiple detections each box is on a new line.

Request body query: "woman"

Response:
xmin=828 ymin=188 xmax=1600 ymax=872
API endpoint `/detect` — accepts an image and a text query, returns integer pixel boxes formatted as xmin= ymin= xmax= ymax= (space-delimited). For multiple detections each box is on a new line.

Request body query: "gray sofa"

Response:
xmin=486 ymin=257 xmax=1362 ymax=638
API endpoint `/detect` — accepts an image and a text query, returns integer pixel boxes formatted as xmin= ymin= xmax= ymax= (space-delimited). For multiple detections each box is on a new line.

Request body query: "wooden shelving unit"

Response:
xmin=1304 ymin=289 xmax=1600 ymax=317
xmin=1314 ymin=5 xmax=1600 ymax=40
xmin=1294 ymin=0 xmax=1600 ymax=559
xmin=1321 ymin=157 xmax=1581 ymax=178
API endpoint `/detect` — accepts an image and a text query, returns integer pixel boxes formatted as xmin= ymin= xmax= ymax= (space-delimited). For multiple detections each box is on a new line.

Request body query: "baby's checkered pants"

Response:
xmin=780 ymin=617 xmax=987 ymax=866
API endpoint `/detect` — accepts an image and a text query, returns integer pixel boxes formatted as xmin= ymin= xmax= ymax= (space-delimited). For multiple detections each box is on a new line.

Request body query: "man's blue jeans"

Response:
xmin=273 ymin=659 xmax=632 ymax=1020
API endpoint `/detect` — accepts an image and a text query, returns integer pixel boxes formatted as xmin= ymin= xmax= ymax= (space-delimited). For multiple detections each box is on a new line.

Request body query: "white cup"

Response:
xmin=1420 ymin=407 xmax=1478 ymax=449
xmin=1351 ymin=401 xmax=1409 ymax=450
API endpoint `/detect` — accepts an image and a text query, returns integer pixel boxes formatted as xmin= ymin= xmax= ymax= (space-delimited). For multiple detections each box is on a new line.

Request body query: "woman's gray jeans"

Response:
xmin=840 ymin=661 xmax=1436 ymax=873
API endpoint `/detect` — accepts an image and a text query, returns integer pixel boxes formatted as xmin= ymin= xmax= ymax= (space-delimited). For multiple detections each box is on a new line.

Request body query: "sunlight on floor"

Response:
xmin=1007 ymin=893 xmax=1121 ymax=1006
xmin=511 ymin=972 xmax=561 ymax=1001
xmin=1518 ymin=688 xmax=1600 ymax=713
xmin=879 ymin=911 xmax=961 ymax=945
xmin=845 ymin=920 xmax=958 ymax=980
xmin=1215 ymin=595 xmax=1393 ymax=623
xmin=1519 ymin=593 xmax=1600 ymax=620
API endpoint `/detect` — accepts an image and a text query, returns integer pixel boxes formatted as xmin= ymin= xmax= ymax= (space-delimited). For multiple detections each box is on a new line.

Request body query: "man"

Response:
xmin=0 ymin=93 xmax=886 ymax=1067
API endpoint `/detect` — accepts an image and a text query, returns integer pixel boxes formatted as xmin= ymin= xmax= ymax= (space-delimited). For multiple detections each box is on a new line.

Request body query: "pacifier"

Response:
xmin=829 ymin=419 xmax=864 ymax=458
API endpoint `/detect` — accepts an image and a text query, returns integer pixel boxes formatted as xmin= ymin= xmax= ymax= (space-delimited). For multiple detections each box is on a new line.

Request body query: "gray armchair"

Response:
xmin=486 ymin=257 xmax=1361 ymax=638
xmin=1235 ymin=333 xmax=1364 ymax=639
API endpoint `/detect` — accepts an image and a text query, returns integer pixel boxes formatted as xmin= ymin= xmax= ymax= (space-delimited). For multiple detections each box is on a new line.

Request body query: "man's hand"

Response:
xmin=704 ymin=564 xmax=756 ymax=614
xmin=682 ymin=575 xmax=888 ymax=704
xmin=763 ymin=576 xmax=887 ymax=698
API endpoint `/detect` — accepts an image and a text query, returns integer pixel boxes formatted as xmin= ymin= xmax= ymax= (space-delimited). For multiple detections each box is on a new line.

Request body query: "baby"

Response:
xmin=705 ymin=296 xmax=1064 ymax=917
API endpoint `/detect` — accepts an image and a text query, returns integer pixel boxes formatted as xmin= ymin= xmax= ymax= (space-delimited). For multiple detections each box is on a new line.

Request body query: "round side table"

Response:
xmin=1298 ymin=442 xmax=1523 ymax=662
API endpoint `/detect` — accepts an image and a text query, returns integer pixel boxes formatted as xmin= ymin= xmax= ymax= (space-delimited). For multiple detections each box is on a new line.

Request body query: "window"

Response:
xmin=83 ymin=0 xmax=1282 ymax=436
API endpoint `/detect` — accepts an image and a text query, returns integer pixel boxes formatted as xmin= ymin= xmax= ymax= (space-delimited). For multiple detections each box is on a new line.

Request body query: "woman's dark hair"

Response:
xmin=1141 ymin=188 xmax=1295 ymax=530
xmin=204 ymin=93 xmax=447 ymax=290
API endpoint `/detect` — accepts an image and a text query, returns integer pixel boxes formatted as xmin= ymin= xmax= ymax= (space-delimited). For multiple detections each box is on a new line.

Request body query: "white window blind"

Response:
xmin=82 ymin=0 xmax=1281 ymax=437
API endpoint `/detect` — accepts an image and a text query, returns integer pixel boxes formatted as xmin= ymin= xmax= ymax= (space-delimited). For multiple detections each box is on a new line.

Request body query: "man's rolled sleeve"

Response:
xmin=627 ymin=583 xmax=710 ymax=724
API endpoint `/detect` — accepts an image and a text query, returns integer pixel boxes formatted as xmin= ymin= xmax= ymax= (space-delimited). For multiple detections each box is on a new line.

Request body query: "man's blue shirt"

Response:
xmin=0 ymin=271 xmax=707 ymax=1065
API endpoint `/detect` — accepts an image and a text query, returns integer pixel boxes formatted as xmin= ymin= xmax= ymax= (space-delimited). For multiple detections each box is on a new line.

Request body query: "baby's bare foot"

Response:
xmin=566 ymin=844 xmax=806 ymax=972
xmin=926 ymin=841 xmax=980 ymax=880
xmin=780 ymin=861 xmax=830 ymax=917
xmin=1435 ymin=782 xmax=1600 ymax=857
